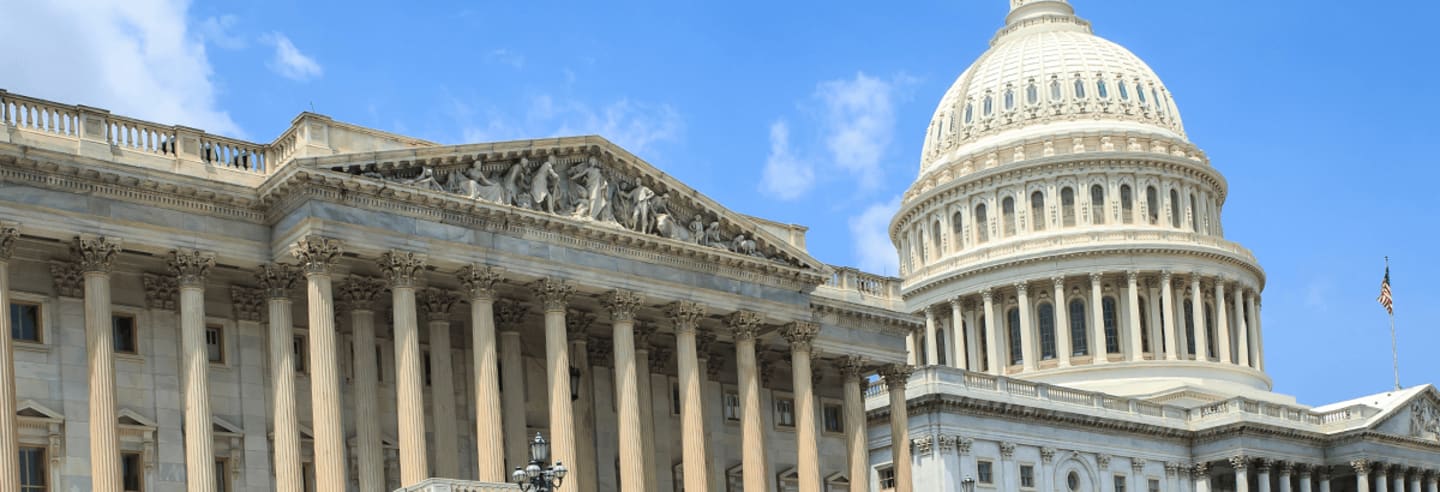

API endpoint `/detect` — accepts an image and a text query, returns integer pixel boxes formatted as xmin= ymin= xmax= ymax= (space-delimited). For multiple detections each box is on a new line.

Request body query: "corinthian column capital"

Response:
xmin=781 ymin=321 xmax=820 ymax=352
xmin=1350 ymin=459 xmax=1370 ymax=475
xmin=666 ymin=301 xmax=706 ymax=334
xmin=255 ymin=263 xmax=300 ymax=300
xmin=230 ymin=287 xmax=265 ymax=322
xmin=71 ymin=235 xmax=123 ymax=273
xmin=878 ymin=364 xmax=914 ymax=389
xmin=141 ymin=273 xmax=178 ymax=310
xmin=837 ymin=355 xmax=869 ymax=382
xmin=377 ymin=250 xmax=425 ymax=288
xmin=601 ymin=289 xmax=643 ymax=322
xmin=336 ymin=276 xmax=385 ymax=311
xmin=493 ymin=298 xmax=529 ymax=332
xmin=168 ymin=248 xmax=215 ymax=287
xmin=420 ymin=288 xmax=461 ymax=321
xmin=291 ymin=236 xmax=343 ymax=276
xmin=1230 ymin=455 xmax=1250 ymax=471
xmin=530 ymin=277 xmax=573 ymax=312
xmin=0 ymin=222 xmax=18 ymax=259
xmin=725 ymin=310 xmax=763 ymax=340
xmin=566 ymin=311 xmax=596 ymax=342
xmin=456 ymin=264 xmax=503 ymax=301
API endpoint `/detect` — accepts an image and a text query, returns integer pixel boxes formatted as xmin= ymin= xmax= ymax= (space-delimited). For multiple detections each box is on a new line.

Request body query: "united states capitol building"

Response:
xmin=0 ymin=1 xmax=1437 ymax=491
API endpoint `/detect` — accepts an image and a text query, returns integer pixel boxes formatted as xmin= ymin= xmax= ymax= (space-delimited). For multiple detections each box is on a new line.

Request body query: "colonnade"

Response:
xmin=0 ymin=228 xmax=920 ymax=492
xmin=1192 ymin=457 xmax=1439 ymax=492
xmin=909 ymin=270 xmax=1264 ymax=373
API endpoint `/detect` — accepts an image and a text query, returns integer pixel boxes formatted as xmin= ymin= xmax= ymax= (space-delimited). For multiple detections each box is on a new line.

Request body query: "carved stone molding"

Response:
xmin=1230 ymin=455 xmax=1251 ymax=471
xmin=837 ymin=355 xmax=868 ymax=382
xmin=71 ymin=235 xmax=122 ymax=274
xmin=566 ymin=311 xmax=596 ymax=342
xmin=879 ymin=364 xmax=914 ymax=390
xmin=1165 ymin=462 xmax=1180 ymax=477
xmin=1132 ymin=458 xmax=1146 ymax=473
xmin=1040 ymin=447 xmax=1056 ymax=464
xmin=913 ymin=436 xmax=934 ymax=456
xmin=49 ymin=261 xmax=83 ymax=298
xmin=167 ymin=248 xmax=215 ymax=287
xmin=694 ymin=330 xmax=717 ymax=358
xmin=1097 ymin=454 xmax=1111 ymax=468
xmin=291 ymin=236 xmax=343 ymax=276
xmin=0 ymin=223 xmax=18 ymax=259
xmin=337 ymin=276 xmax=385 ymax=311
xmin=377 ymin=250 xmax=426 ymax=288
xmin=601 ymin=290 xmax=643 ymax=322
xmin=780 ymin=321 xmax=820 ymax=352
xmin=1255 ymin=458 xmax=1272 ymax=473
xmin=1193 ymin=461 xmax=1209 ymax=479
xmin=1278 ymin=461 xmax=1294 ymax=476
xmin=958 ymin=437 xmax=973 ymax=455
xmin=456 ymin=264 xmax=503 ymax=301
xmin=230 ymin=287 xmax=265 ymax=322
xmin=665 ymin=301 xmax=706 ymax=334
xmin=1349 ymin=459 xmax=1370 ymax=475
xmin=725 ymin=311 xmax=762 ymax=340
xmin=141 ymin=273 xmax=178 ymax=311
xmin=999 ymin=442 xmax=1016 ymax=459
xmin=255 ymin=263 xmax=300 ymax=300
xmin=420 ymin=288 xmax=461 ymax=321
xmin=493 ymin=299 xmax=528 ymax=332
xmin=635 ymin=321 xmax=657 ymax=351
xmin=530 ymin=277 xmax=573 ymax=312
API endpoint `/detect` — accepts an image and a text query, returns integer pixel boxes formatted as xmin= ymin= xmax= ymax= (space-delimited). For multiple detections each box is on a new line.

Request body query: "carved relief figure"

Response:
xmin=687 ymin=215 xmax=705 ymax=244
xmin=621 ymin=183 xmax=657 ymax=234
xmin=453 ymin=163 xmax=507 ymax=203
xmin=501 ymin=159 xmax=528 ymax=207
xmin=398 ymin=166 xmax=445 ymax=192
xmin=655 ymin=213 xmax=691 ymax=242
xmin=530 ymin=158 xmax=561 ymax=213
xmin=568 ymin=157 xmax=611 ymax=222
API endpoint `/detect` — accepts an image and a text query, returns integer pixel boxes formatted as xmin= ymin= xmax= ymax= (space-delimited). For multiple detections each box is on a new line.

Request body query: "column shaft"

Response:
xmin=1249 ymin=294 xmax=1265 ymax=370
xmin=923 ymin=309 xmax=938 ymax=366
xmin=1090 ymin=274 xmax=1107 ymax=363
xmin=636 ymin=344 xmax=658 ymax=491
xmin=499 ymin=330 xmax=527 ymax=471
xmin=1017 ymin=285 xmax=1036 ymax=370
xmin=733 ymin=322 xmax=765 ymax=492
xmin=1358 ymin=472 xmax=1371 ymax=492
xmin=840 ymin=359 xmax=868 ymax=492
xmin=1191 ymin=276 xmax=1207 ymax=361
xmin=610 ymin=314 xmax=646 ymax=492
xmin=306 ymin=273 xmax=347 ymax=491
xmin=266 ymin=292 xmax=302 ymax=491
xmin=429 ymin=318 xmax=459 ymax=477
xmin=0 ymin=256 xmax=15 ymax=492
xmin=674 ymin=311 xmax=709 ymax=492
xmin=467 ymin=293 xmax=503 ymax=482
xmin=882 ymin=366 xmax=914 ymax=492
xmin=950 ymin=301 xmax=967 ymax=370
xmin=1160 ymin=273 xmax=1178 ymax=360
xmin=86 ymin=270 xmax=122 ymax=491
xmin=982 ymin=291 xmax=1001 ymax=374
xmin=180 ymin=283 xmax=216 ymax=492
xmin=1236 ymin=288 xmax=1252 ymax=367
xmin=392 ymin=285 xmax=428 ymax=483
xmin=542 ymin=300 xmax=578 ymax=477
xmin=1126 ymin=272 xmax=1144 ymax=361
xmin=1238 ymin=468 xmax=1250 ymax=492
xmin=1216 ymin=281 xmax=1232 ymax=364
xmin=350 ymin=308 xmax=384 ymax=491
xmin=1053 ymin=279 xmax=1071 ymax=367
xmin=784 ymin=322 xmax=822 ymax=492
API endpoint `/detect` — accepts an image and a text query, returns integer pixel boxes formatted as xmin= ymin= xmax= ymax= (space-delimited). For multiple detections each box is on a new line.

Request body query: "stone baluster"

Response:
xmin=75 ymin=236 xmax=124 ymax=491
xmin=838 ymin=356 xmax=869 ymax=492
xmin=1160 ymin=271 xmax=1178 ymax=360
xmin=784 ymin=321 xmax=823 ymax=492
xmin=494 ymin=299 xmax=529 ymax=472
xmin=727 ymin=311 xmax=766 ymax=492
xmin=338 ymin=276 xmax=386 ymax=491
xmin=257 ymin=264 xmax=302 ymax=491
xmin=532 ymin=278 xmax=578 ymax=479
xmin=880 ymin=365 xmax=915 ymax=492
xmin=457 ymin=265 xmax=506 ymax=482
xmin=377 ymin=249 xmax=427 ymax=486
xmin=1052 ymin=277 xmax=1071 ymax=367
xmin=668 ymin=301 xmax=710 ymax=492
xmin=421 ymin=288 xmax=462 ymax=478
xmin=293 ymin=237 xmax=348 ymax=491
xmin=0 ymin=224 xmax=18 ymax=492
xmin=171 ymin=249 xmax=217 ymax=492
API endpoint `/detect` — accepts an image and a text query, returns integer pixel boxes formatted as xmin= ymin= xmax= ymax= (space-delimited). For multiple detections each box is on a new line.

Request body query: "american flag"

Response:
xmin=1377 ymin=266 xmax=1394 ymax=315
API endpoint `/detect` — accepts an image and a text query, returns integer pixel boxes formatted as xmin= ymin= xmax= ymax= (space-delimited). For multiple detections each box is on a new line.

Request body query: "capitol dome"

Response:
xmin=892 ymin=0 xmax=1280 ymax=406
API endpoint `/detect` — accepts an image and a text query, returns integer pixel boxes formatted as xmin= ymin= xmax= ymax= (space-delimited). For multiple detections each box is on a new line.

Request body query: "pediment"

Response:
xmin=16 ymin=399 xmax=63 ymax=421
xmin=317 ymin=136 xmax=826 ymax=274
xmin=117 ymin=408 xmax=157 ymax=429
xmin=1370 ymin=386 xmax=1440 ymax=443
xmin=213 ymin=416 xmax=244 ymax=435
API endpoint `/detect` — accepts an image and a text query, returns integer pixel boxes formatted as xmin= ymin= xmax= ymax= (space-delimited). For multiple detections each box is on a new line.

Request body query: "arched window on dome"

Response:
xmin=1030 ymin=191 xmax=1046 ymax=232
xmin=1007 ymin=307 xmax=1023 ymax=366
xmin=975 ymin=203 xmax=990 ymax=244
xmin=1184 ymin=299 xmax=1196 ymax=357
xmin=1073 ymin=76 xmax=1087 ymax=99
xmin=932 ymin=221 xmax=943 ymax=258
xmin=1190 ymin=194 xmax=1200 ymax=233
xmin=1050 ymin=77 xmax=1064 ymax=102
xmin=1002 ymin=197 xmax=1017 ymax=237
xmin=1146 ymin=186 xmax=1160 ymax=224
xmin=1090 ymin=185 xmax=1106 ymax=225
xmin=964 ymin=103 xmax=974 ymax=124
xmin=1204 ymin=303 xmax=1217 ymax=360
xmin=983 ymin=94 xmax=994 ymax=117
xmin=1118 ymin=79 xmax=1131 ymax=101
xmin=1120 ymin=185 xmax=1134 ymax=224
xmin=1061 ymin=187 xmax=1077 ymax=227
xmin=1103 ymin=296 xmax=1120 ymax=355
xmin=1069 ymin=298 xmax=1088 ymax=356
xmin=1004 ymin=87 xmax=1016 ymax=111
xmin=1038 ymin=302 xmax=1057 ymax=360
xmin=951 ymin=211 xmax=965 ymax=252
xmin=1169 ymin=189 xmax=1182 ymax=228
xmin=1097 ymin=78 xmax=1110 ymax=100
xmin=918 ymin=227 xmax=929 ymax=263
xmin=1138 ymin=295 xmax=1151 ymax=353
xmin=1026 ymin=80 xmax=1039 ymax=106
xmin=1136 ymin=81 xmax=1149 ymax=105
xmin=1153 ymin=88 xmax=1165 ymax=115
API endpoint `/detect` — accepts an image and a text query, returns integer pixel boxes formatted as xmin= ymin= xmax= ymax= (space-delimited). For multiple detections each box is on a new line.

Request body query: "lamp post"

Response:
xmin=961 ymin=476 xmax=976 ymax=492
xmin=511 ymin=432 xmax=567 ymax=491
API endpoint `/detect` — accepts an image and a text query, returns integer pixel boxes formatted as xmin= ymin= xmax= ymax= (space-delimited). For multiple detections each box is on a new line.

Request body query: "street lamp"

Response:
xmin=512 ymin=432 xmax=566 ymax=491
xmin=961 ymin=476 xmax=976 ymax=492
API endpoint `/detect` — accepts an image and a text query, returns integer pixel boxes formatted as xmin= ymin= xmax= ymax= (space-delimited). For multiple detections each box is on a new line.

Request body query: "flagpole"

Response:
xmin=1387 ymin=256 xmax=1400 ymax=391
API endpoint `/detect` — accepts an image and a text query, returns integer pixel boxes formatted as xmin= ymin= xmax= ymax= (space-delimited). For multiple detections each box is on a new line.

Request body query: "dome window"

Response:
xmin=1026 ymin=81 xmax=1039 ymax=105
xmin=964 ymin=104 xmax=974 ymax=124
xmin=1030 ymin=191 xmax=1046 ymax=231
xmin=983 ymin=95 xmax=994 ymax=117
xmin=1073 ymin=76 xmax=1087 ymax=99
xmin=1103 ymin=297 xmax=1120 ymax=354
xmin=1120 ymin=185 xmax=1134 ymax=224
xmin=1169 ymin=189 xmax=1182 ymax=228
xmin=1002 ymin=197 xmax=1016 ymax=236
xmin=1050 ymin=78 xmax=1063 ymax=102
xmin=1118 ymin=81 xmax=1131 ymax=101
xmin=1004 ymin=88 xmax=1016 ymax=111
xmin=1061 ymin=187 xmax=1076 ymax=227
xmin=975 ymin=204 xmax=989 ymax=243
xmin=1136 ymin=82 xmax=1148 ymax=104
xmin=1007 ymin=308 xmax=1023 ymax=366
xmin=1097 ymin=79 xmax=1110 ymax=100
xmin=1155 ymin=89 xmax=1167 ymax=115
xmin=1146 ymin=186 xmax=1160 ymax=224
xmin=1039 ymin=303 xmax=1057 ymax=360
xmin=1090 ymin=185 xmax=1106 ymax=225
xmin=1190 ymin=194 xmax=1200 ymax=232
xmin=951 ymin=212 xmax=965 ymax=252
xmin=1069 ymin=299 xmax=1089 ymax=356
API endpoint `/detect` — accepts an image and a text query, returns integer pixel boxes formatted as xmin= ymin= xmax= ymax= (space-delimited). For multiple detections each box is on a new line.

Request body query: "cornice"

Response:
xmin=810 ymin=298 xmax=922 ymax=333
xmin=868 ymin=392 xmax=1193 ymax=441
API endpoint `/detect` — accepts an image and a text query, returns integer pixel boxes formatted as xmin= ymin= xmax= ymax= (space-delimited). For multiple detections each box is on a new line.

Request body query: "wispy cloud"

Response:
xmin=759 ymin=120 xmax=815 ymax=201
xmin=487 ymin=49 xmax=526 ymax=69
xmin=454 ymin=94 xmax=683 ymax=160
xmin=0 ymin=0 xmax=242 ymax=136
xmin=816 ymin=72 xmax=911 ymax=187
xmin=262 ymin=32 xmax=323 ymax=81
xmin=198 ymin=14 xmax=246 ymax=50
xmin=849 ymin=196 xmax=903 ymax=275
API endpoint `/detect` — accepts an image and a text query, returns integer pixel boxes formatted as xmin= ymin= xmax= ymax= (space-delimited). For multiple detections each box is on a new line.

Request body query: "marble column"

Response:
xmin=1146 ymin=280 xmax=1163 ymax=359
xmin=1195 ymin=462 xmax=1212 ymax=492
xmin=75 ymin=236 xmax=124 ymax=491
xmin=1131 ymin=459 xmax=1147 ymax=492
xmin=1235 ymin=287 xmax=1251 ymax=368
xmin=1279 ymin=462 xmax=1293 ymax=492
xmin=784 ymin=321 xmax=823 ymax=492
xmin=923 ymin=308 xmax=938 ymax=366
xmin=0 ymin=225 xmax=19 ymax=492
xmin=668 ymin=302 xmax=710 ymax=492
xmin=1426 ymin=472 xmax=1438 ymax=492
xmin=1258 ymin=459 xmax=1273 ymax=492
xmin=338 ymin=277 xmax=386 ymax=492
xmin=1126 ymin=271 xmax=1144 ymax=361
xmin=727 ymin=311 xmax=766 ymax=492
xmin=567 ymin=312 xmax=599 ymax=492
xmin=422 ymin=288 xmax=462 ymax=478
xmin=982 ymin=289 xmax=1001 ymax=374
xmin=293 ymin=237 xmax=348 ymax=491
xmin=1166 ymin=462 xmax=1182 ymax=492
xmin=635 ymin=323 xmax=659 ymax=491
xmin=1377 ymin=464 xmax=1390 ymax=492
xmin=494 ymin=299 xmax=529 ymax=472
xmin=171 ymin=249 xmax=217 ymax=492
xmin=905 ymin=332 xmax=917 ymax=366
xmin=839 ymin=356 xmax=869 ymax=492
xmin=1090 ymin=273 xmax=1107 ymax=363
xmin=532 ymin=278 xmax=578 ymax=478
xmin=1215 ymin=279 xmax=1233 ymax=364
xmin=1232 ymin=456 xmax=1251 ymax=492
xmin=603 ymin=291 xmax=647 ymax=492
xmin=1318 ymin=468 xmax=1332 ymax=492
xmin=1395 ymin=468 xmax=1408 ymax=492
xmin=880 ymin=365 xmax=915 ymax=492
xmin=1353 ymin=460 xmax=1372 ymax=492
xmin=377 ymin=249 xmax=427 ymax=485
xmin=458 ymin=265 xmax=505 ymax=482
xmin=963 ymin=305 xmax=980 ymax=370
xmin=1016 ymin=283 xmax=1036 ymax=370
xmin=1246 ymin=292 xmax=1263 ymax=370
xmin=950 ymin=299 xmax=967 ymax=370
xmin=1160 ymin=271 xmax=1178 ymax=360
xmin=1052 ymin=278 xmax=1071 ymax=367
xmin=1190 ymin=275 xmax=1207 ymax=361
xmin=1409 ymin=469 xmax=1421 ymax=492
xmin=257 ymin=264 xmax=302 ymax=492
xmin=1299 ymin=466 xmax=1312 ymax=492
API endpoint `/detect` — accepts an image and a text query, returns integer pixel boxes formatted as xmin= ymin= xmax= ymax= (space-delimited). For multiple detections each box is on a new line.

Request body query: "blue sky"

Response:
xmin=2 ymin=0 xmax=1436 ymax=407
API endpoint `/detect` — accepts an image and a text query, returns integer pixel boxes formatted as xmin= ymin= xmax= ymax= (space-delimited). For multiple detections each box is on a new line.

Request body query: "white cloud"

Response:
xmin=455 ymin=95 xmax=683 ymax=159
xmin=815 ymin=72 xmax=909 ymax=187
xmin=262 ymin=32 xmax=323 ymax=82
xmin=487 ymin=49 xmax=526 ymax=69
xmin=849 ymin=196 xmax=903 ymax=275
xmin=198 ymin=15 xmax=246 ymax=50
xmin=0 ymin=0 xmax=241 ymax=136
xmin=759 ymin=120 xmax=815 ymax=201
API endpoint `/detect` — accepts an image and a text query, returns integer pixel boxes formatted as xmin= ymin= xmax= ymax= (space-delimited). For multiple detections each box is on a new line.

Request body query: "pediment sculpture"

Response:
xmin=1410 ymin=399 xmax=1440 ymax=441
xmin=352 ymin=154 xmax=802 ymax=268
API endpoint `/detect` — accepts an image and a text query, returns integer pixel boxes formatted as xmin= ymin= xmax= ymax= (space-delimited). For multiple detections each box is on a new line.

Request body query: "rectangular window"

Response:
xmin=723 ymin=390 xmax=740 ymax=422
xmin=302 ymin=462 xmax=316 ymax=492
xmin=1148 ymin=479 xmax=1161 ymax=492
xmin=822 ymin=403 xmax=844 ymax=433
xmin=1114 ymin=474 xmax=1127 ymax=492
xmin=215 ymin=459 xmax=229 ymax=492
xmin=877 ymin=466 xmax=896 ymax=490
xmin=670 ymin=380 xmax=681 ymax=416
xmin=10 ymin=302 xmax=42 ymax=342
xmin=293 ymin=335 xmax=307 ymax=374
xmin=205 ymin=324 xmax=224 ymax=363
xmin=977 ymin=460 xmax=994 ymax=484
xmin=775 ymin=397 xmax=795 ymax=427
xmin=1020 ymin=464 xmax=1035 ymax=488
xmin=19 ymin=446 xmax=45 ymax=492
xmin=113 ymin=314 xmax=138 ymax=354
xmin=122 ymin=452 xmax=143 ymax=492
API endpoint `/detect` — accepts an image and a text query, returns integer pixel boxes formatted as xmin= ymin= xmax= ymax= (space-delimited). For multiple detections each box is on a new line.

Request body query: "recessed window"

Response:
xmin=1030 ymin=192 xmax=1046 ymax=232
xmin=1137 ymin=82 xmax=1148 ymax=104
xmin=978 ymin=461 xmax=994 ymax=484
xmin=1119 ymin=81 xmax=1131 ymax=101
xmin=1169 ymin=189 xmax=1182 ymax=228
xmin=1091 ymin=185 xmax=1106 ymax=225
xmin=1146 ymin=186 xmax=1160 ymax=224
xmin=1070 ymin=299 xmax=1089 ymax=356
xmin=975 ymin=204 xmax=990 ymax=244
xmin=878 ymin=466 xmax=896 ymax=490
xmin=293 ymin=335 xmax=308 ymax=374
xmin=19 ymin=446 xmax=45 ymax=492
xmin=1148 ymin=479 xmax=1161 ymax=492
xmin=10 ymin=302 xmax=42 ymax=342
xmin=122 ymin=452 xmax=144 ymax=492
xmin=1114 ymin=474 xmax=1128 ymax=492
xmin=1050 ymin=78 xmax=1063 ymax=101
xmin=1068 ymin=471 xmax=1081 ymax=491
xmin=205 ymin=324 xmax=224 ymax=364
xmin=723 ymin=389 xmax=741 ymax=422
xmin=1097 ymin=79 xmax=1110 ymax=100
xmin=983 ymin=95 xmax=994 ymax=116
xmin=1027 ymin=81 xmax=1040 ymax=105
xmin=964 ymin=103 xmax=974 ymax=124
xmin=1020 ymin=464 xmax=1036 ymax=488
xmin=775 ymin=397 xmax=796 ymax=427
xmin=1061 ymin=187 xmax=1077 ymax=227
xmin=215 ymin=459 xmax=230 ymax=492
xmin=1038 ymin=303 xmax=1057 ymax=360
xmin=112 ymin=314 xmax=138 ymax=355
xmin=951 ymin=212 xmax=965 ymax=252
xmin=1007 ymin=307 xmax=1022 ymax=365
xmin=1103 ymin=297 xmax=1120 ymax=354
xmin=1004 ymin=88 xmax=1016 ymax=111
xmin=823 ymin=403 xmax=844 ymax=433
xmin=1073 ymin=76 xmax=1088 ymax=99
xmin=1120 ymin=185 xmax=1135 ymax=224
xmin=1002 ymin=197 xmax=1017 ymax=236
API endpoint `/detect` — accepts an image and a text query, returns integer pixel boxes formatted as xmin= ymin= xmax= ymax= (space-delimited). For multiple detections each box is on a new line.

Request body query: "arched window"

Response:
xmin=1090 ymin=185 xmax=1106 ymax=225
xmin=1030 ymin=191 xmax=1046 ymax=232
xmin=1120 ymin=185 xmax=1134 ymax=224
xmin=918 ymin=228 xmax=928 ymax=263
xmin=1169 ymin=189 xmax=1182 ymax=228
xmin=1002 ymin=197 xmax=1017 ymax=236
xmin=1097 ymin=78 xmax=1110 ymax=100
xmin=983 ymin=95 xmax=994 ymax=117
xmin=1061 ymin=187 xmax=1077 ymax=227
xmin=1026 ymin=81 xmax=1039 ymax=105
xmin=1204 ymin=303 xmax=1217 ymax=360
xmin=951 ymin=211 xmax=965 ymax=252
xmin=1153 ymin=88 xmax=1164 ymax=114
xmin=964 ymin=103 xmax=974 ymax=124
xmin=1183 ymin=300 xmax=1196 ymax=357
xmin=975 ymin=204 xmax=989 ymax=243
xmin=1119 ymin=80 xmax=1131 ymax=101
xmin=1004 ymin=88 xmax=1016 ymax=111
xmin=1138 ymin=295 xmax=1151 ymax=353
xmin=1068 ymin=299 xmax=1088 ymax=356
xmin=1190 ymin=194 xmax=1200 ymax=232
xmin=1007 ymin=308 xmax=1023 ymax=366
xmin=935 ymin=329 xmax=947 ymax=366
xmin=1038 ymin=303 xmax=1057 ymax=360
xmin=1073 ymin=76 xmax=1087 ymax=99
xmin=978 ymin=315 xmax=989 ymax=370
xmin=1103 ymin=297 xmax=1120 ymax=354
xmin=1146 ymin=186 xmax=1160 ymax=224
xmin=932 ymin=221 xmax=943 ymax=257
xmin=1050 ymin=78 xmax=1063 ymax=101
xmin=1137 ymin=82 xmax=1148 ymax=104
